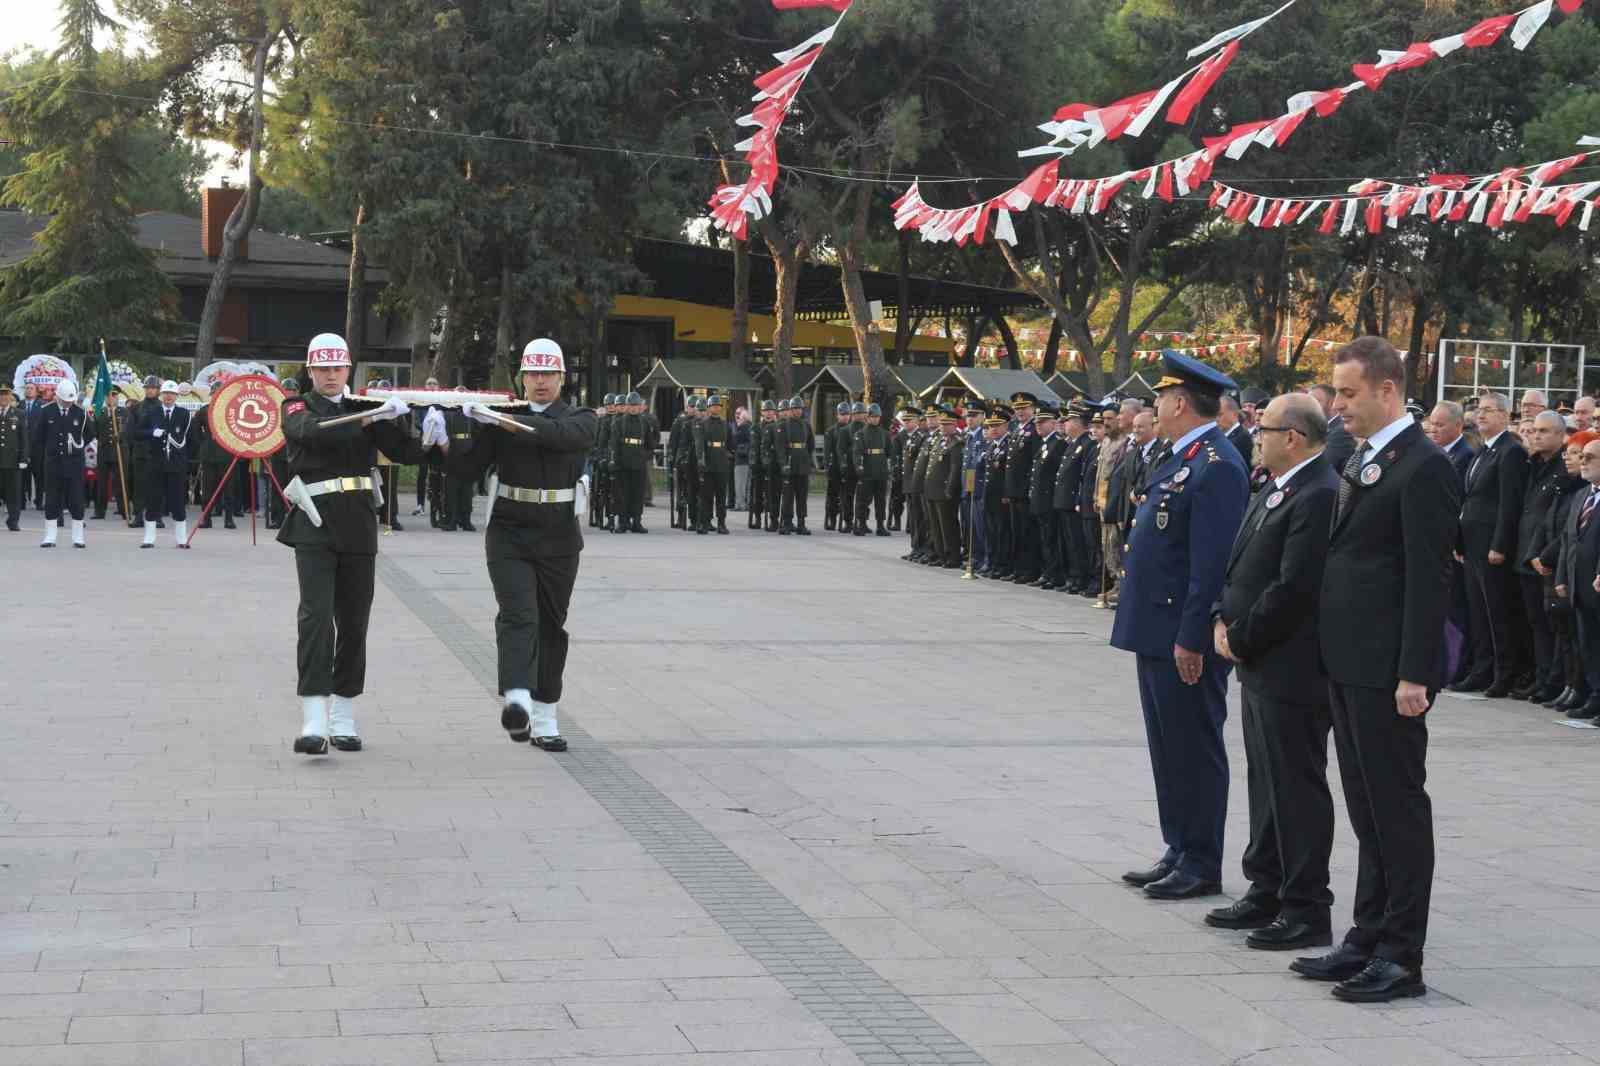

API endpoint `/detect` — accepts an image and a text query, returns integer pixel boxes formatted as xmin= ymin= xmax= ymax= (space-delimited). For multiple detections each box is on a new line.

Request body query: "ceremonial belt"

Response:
xmin=623 ymin=437 xmax=643 ymax=445
xmin=305 ymin=476 xmax=373 ymax=497
xmin=709 ymin=441 xmax=724 ymax=448
xmin=452 ymin=432 xmax=472 ymax=440
xmin=789 ymin=442 xmax=807 ymax=449
xmin=496 ymin=484 xmax=575 ymax=504
xmin=867 ymin=448 xmax=884 ymax=455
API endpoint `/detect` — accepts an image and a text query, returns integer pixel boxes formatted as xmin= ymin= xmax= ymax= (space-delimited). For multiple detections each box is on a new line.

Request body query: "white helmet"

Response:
xmin=56 ymin=380 xmax=78 ymax=403
xmin=520 ymin=338 xmax=565 ymax=374
xmin=160 ymin=380 xmax=179 ymax=395
xmin=306 ymin=332 xmax=352 ymax=368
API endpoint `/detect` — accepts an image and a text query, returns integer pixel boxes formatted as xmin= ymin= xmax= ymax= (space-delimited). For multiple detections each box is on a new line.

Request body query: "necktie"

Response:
xmin=1336 ymin=447 xmax=1365 ymax=523
xmin=1582 ymin=488 xmax=1599 ymax=531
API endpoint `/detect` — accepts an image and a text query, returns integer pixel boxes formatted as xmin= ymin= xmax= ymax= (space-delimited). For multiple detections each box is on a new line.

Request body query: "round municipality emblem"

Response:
xmin=1265 ymin=490 xmax=1285 ymax=510
xmin=1173 ymin=467 xmax=1190 ymax=484
xmin=1360 ymin=463 xmax=1383 ymax=486
xmin=207 ymin=374 xmax=287 ymax=459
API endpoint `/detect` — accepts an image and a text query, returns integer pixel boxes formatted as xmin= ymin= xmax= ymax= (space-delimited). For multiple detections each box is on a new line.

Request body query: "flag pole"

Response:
xmin=101 ymin=340 xmax=132 ymax=521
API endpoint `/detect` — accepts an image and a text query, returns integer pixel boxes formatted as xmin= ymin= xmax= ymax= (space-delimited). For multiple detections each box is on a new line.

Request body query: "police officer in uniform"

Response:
xmin=1004 ymin=393 xmax=1042 ymax=583
xmin=852 ymin=402 xmax=892 ymax=536
xmin=694 ymin=394 xmax=734 ymax=534
xmin=455 ymin=339 xmax=597 ymax=753
xmin=279 ymin=334 xmax=438 ymax=755
xmin=0 ymin=383 xmax=27 ymax=531
xmin=136 ymin=380 xmax=193 ymax=549
xmin=1112 ymin=352 xmax=1249 ymax=901
xmin=779 ymin=395 xmax=814 ymax=534
xmin=32 ymin=379 xmax=95 ymax=548
xmin=128 ymin=374 xmax=162 ymax=529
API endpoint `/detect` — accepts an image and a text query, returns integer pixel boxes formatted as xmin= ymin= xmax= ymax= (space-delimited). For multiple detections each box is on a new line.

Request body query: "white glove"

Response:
xmin=152 ymin=427 xmax=164 ymax=439
xmin=17 ymin=461 xmax=25 ymax=469
xmin=368 ymin=396 xmax=410 ymax=423
xmin=421 ymin=407 xmax=447 ymax=446
xmin=463 ymin=401 xmax=500 ymax=426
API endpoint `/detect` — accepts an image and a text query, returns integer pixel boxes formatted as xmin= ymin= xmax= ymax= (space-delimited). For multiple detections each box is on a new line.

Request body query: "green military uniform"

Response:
xmin=834 ymin=407 xmax=864 ymax=534
xmin=851 ymin=404 xmax=891 ymax=536
xmin=924 ymin=416 xmax=964 ymax=567
xmin=0 ymin=387 xmax=27 ymax=530
xmin=778 ymin=400 xmax=814 ymax=534
xmin=611 ymin=393 xmax=651 ymax=533
xmin=904 ymin=414 xmax=933 ymax=560
xmin=749 ymin=401 xmax=775 ymax=528
xmin=194 ymin=403 xmax=238 ymax=528
xmin=589 ymin=395 xmax=614 ymax=529
xmin=669 ymin=402 xmax=701 ymax=529
xmin=763 ymin=402 xmax=786 ymax=531
xmin=441 ymin=406 xmax=477 ymax=530
xmin=92 ymin=402 xmax=131 ymax=520
xmin=694 ymin=398 xmax=734 ymax=534
xmin=823 ymin=402 xmax=851 ymax=531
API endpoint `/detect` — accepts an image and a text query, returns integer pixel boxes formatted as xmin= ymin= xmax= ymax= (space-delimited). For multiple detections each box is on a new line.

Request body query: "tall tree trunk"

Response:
xmin=762 ymin=227 xmax=805 ymax=397
xmin=730 ymin=235 xmax=751 ymax=372
xmin=343 ymin=194 xmax=366 ymax=360
xmin=432 ymin=268 xmax=467 ymax=385
xmin=492 ymin=258 xmax=515 ymax=391
xmin=1039 ymin=318 xmax=1064 ymax=377
xmin=994 ymin=312 xmax=1021 ymax=370
xmin=956 ymin=311 xmax=988 ymax=368
xmin=838 ymin=184 xmax=894 ymax=407
xmin=893 ymin=228 xmax=913 ymax=365
xmin=407 ymin=299 xmax=433 ymax=385
xmin=194 ymin=22 xmax=274 ymax=364
xmin=1406 ymin=293 xmax=1433 ymax=402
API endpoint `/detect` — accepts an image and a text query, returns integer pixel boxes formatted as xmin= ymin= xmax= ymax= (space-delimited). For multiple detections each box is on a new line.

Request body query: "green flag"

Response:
xmin=93 ymin=350 xmax=114 ymax=415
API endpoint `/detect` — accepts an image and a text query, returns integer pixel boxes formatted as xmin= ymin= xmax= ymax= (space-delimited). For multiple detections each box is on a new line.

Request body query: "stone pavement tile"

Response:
xmin=242 ymin=1035 xmax=439 ymax=1066
xmin=864 ymin=956 xmax=1040 ymax=996
xmin=205 ymin=986 xmax=426 ymax=1013
xmin=1068 ymin=1020 xmax=1231 ymax=1066
xmin=676 ymin=1021 xmax=844 ymax=1053
xmin=0 ymin=1016 xmax=69 ymax=1045
xmin=337 ymin=1003 xmax=571 ymax=1035
xmin=1104 ymin=974 xmax=1311 ymax=1058
xmin=0 ymin=973 xmax=82 ymax=995
xmin=913 ymin=993 xmax=1079 ymax=1044
xmin=1256 ymin=999 xmax=1413 ymax=1039
xmin=68 ymin=1010 xmax=336 ymax=1042
xmin=973 ymin=1045 xmax=1116 ymax=1066
xmin=605 ymin=933 xmax=745 ymax=959
xmin=422 ymin=980 xmax=672 ymax=1006
xmin=543 ymin=1053 xmax=862 ymax=1066
xmin=816 ymin=916 xmax=946 ymax=959
xmin=37 ymin=946 xmax=275 ymax=971
xmin=661 ymin=976 xmax=792 ymax=999
xmin=80 ymin=965 xmax=332 ymax=993
xmin=27 ymin=892 xmax=197 ymax=912
xmin=1085 ymin=952 xmax=1244 ymax=977
xmin=1201 ymin=972 xmax=1343 ymax=1002
xmin=280 ymin=944 xmax=438 ymax=966
xmin=331 ymin=962 xmax=501 ymax=986
xmin=1383 ymin=1011 xmax=1571 ymax=1058
xmin=1469 ymin=1058 xmax=1596 ymax=1066
xmin=567 ymin=999 xmax=817 ymax=1028
xmin=1000 ymin=977 xmax=1162 ymax=1024
xmin=433 ymin=1024 xmax=696 ymax=1060
xmin=1320 ymin=1036 xmax=1477 ymax=1065
xmin=0 ymin=990 xmax=200 ymax=1018
xmin=1427 ymin=970 xmax=1600 ymax=1044
xmin=0 ymin=1039 xmax=245 ymax=1065
xmin=494 ymin=957 xmax=768 ymax=982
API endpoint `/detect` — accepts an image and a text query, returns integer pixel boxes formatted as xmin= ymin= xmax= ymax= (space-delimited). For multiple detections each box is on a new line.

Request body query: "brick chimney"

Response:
xmin=201 ymin=185 xmax=247 ymax=260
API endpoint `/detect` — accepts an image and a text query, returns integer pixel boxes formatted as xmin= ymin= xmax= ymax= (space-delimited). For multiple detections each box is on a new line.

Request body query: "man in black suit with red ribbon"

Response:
xmin=1291 ymin=337 xmax=1459 ymax=1003
xmin=1206 ymin=393 xmax=1340 ymax=952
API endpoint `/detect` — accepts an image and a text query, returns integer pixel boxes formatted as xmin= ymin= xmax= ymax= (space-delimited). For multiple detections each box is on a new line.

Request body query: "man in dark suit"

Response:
xmin=1453 ymin=392 xmax=1530 ymax=696
xmin=1292 ymin=337 xmax=1458 ymax=1003
xmin=1003 ymin=393 xmax=1043 ymax=583
xmin=1052 ymin=403 xmax=1093 ymax=593
xmin=1111 ymin=352 xmax=1249 ymax=902
xmin=1516 ymin=412 xmax=1578 ymax=703
xmin=1030 ymin=405 xmax=1067 ymax=588
xmin=1561 ymin=439 xmax=1600 ymax=719
xmin=20 ymin=383 xmax=45 ymax=509
xmin=1206 ymin=394 xmax=1339 ymax=951
xmin=1219 ymin=394 xmax=1253 ymax=468
xmin=1308 ymin=384 xmax=1356 ymax=473
xmin=1429 ymin=401 xmax=1476 ymax=684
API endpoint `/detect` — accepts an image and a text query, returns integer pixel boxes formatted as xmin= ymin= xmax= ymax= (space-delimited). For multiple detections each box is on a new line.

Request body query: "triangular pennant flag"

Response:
xmin=994 ymin=208 xmax=1018 ymax=246
xmin=1167 ymin=41 xmax=1241 ymax=125
xmin=1511 ymin=0 xmax=1554 ymax=49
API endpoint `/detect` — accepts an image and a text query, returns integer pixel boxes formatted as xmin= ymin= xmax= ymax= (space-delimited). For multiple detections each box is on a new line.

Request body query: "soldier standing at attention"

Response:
xmin=32 ymin=380 xmax=95 ymax=549
xmin=763 ymin=400 xmax=787 ymax=532
xmin=694 ymin=394 xmax=734 ymax=535
xmin=0 ymin=383 xmax=27 ymax=532
xmin=129 ymin=374 xmax=162 ymax=529
xmin=589 ymin=394 xmax=613 ymax=530
xmin=196 ymin=398 xmax=238 ymax=530
xmin=900 ymin=407 xmax=928 ymax=561
xmin=924 ymin=407 xmax=965 ymax=567
xmin=749 ymin=400 xmax=775 ymax=529
xmin=1078 ymin=410 xmax=1106 ymax=599
xmin=1004 ymin=393 xmax=1042 ymax=583
xmin=888 ymin=408 xmax=909 ymax=531
xmin=666 ymin=399 xmax=692 ymax=530
xmin=92 ymin=392 xmax=130 ymax=522
xmin=447 ymin=340 xmax=596 ymax=754
xmin=1113 ymin=352 xmax=1249 ymax=901
xmin=1054 ymin=403 xmax=1094 ymax=593
xmin=823 ymin=401 xmax=850 ymax=531
xmin=981 ymin=407 xmax=1011 ymax=577
xmin=852 ymin=403 xmax=892 ymax=536
xmin=779 ymin=396 xmax=814 ymax=535
xmin=279 ymin=334 xmax=438 ymax=755
xmin=839 ymin=402 xmax=867 ymax=534
xmin=611 ymin=391 xmax=650 ymax=534
xmin=1030 ymin=404 xmax=1067 ymax=588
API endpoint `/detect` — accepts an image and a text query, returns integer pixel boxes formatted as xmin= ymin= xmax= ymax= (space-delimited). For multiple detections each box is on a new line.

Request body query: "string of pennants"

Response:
xmin=894 ymin=0 xmax=1587 ymax=246
xmin=1207 ymin=147 xmax=1600 ymax=232
xmin=707 ymin=0 xmax=855 ymax=240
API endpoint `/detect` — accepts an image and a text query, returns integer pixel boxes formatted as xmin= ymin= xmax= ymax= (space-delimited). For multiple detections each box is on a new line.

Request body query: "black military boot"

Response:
xmin=223 ymin=510 xmax=236 ymax=530
xmin=717 ymin=521 xmax=729 ymax=535
xmin=876 ymin=522 xmax=889 ymax=537
xmin=797 ymin=522 xmax=812 ymax=536
xmin=824 ymin=513 xmax=835 ymax=531
xmin=200 ymin=515 xmax=213 ymax=529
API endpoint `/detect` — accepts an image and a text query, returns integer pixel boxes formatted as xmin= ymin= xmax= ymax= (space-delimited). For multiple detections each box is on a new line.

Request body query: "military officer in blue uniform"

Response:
xmin=1111 ymin=351 xmax=1250 ymax=901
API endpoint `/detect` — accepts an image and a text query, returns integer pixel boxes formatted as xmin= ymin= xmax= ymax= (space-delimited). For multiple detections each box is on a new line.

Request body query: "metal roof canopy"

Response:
xmin=635 ymin=357 xmax=760 ymax=393
xmin=795 ymin=364 xmax=909 ymax=398
xmin=1044 ymin=370 xmax=1091 ymax=397
xmin=631 ymin=237 xmax=1042 ymax=321
xmin=920 ymin=367 xmax=1063 ymax=405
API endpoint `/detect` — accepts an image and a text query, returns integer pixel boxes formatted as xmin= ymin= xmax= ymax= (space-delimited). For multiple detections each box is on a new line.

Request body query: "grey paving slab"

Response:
xmin=1 ymin=499 xmax=1598 ymax=1066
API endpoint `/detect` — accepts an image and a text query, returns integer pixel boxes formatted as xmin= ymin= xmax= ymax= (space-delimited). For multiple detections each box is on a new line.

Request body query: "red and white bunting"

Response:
xmin=901 ymin=0 xmax=1586 ymax=245
xmin=708 ymin=0 xmax=854 ymax=240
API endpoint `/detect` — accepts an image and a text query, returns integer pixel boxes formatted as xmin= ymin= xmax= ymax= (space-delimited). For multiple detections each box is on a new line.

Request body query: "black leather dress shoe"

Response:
xmin=1449 ymin=675 xmax=1490 ymax=693
xmin=1143 ymin=870 xmax=1222 ymax=900
xmin=1568 ymin=697 xmax=1600 ymax=720
xmin=1532 ymin=685 xmax=1563 ymax=705
xmin=1121 ymin=861 xmax=1173 ymax=887
xmin=1204 ymin=898 xmax=1279 ymax=930
xmin=1482 ymin=681 xmax=1512 ymax=699
xmin=1247 ymin=916 xmax=1333 ymax=951
xmin=1331 ymin=959 xmax=1425 ymax=1002
xmin=1558 ymin=687 xmax=1588 ymax=710
xmin=1289 ymin=942 xmax=1371 ymax=981
xmin=1546 ymin=686 xmax=1576 ymax=709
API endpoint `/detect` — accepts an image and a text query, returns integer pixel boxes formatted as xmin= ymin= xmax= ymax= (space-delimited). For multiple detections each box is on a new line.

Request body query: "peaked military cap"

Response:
xmin=1010 ymin=391 xmax=1037 ymax=408
xmin=990 ymin=403 xmax=1013 ymax=421
xmin=1241 ymin=386 xmax=1270 ymax=407
xmin=899 ymin=405 xmax=921 ymax=417
xmin=143 ymin=374 xmax=160 ymax=388
xmin=1153 ymin=349 xmax=1236 ymax=397
xmin=984 ymin=410 xmax=1008 ymax=426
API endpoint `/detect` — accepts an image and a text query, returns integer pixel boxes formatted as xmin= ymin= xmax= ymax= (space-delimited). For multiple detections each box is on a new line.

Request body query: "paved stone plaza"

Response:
xmin=3 ymin=498 xmax=1600 ymax=1066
